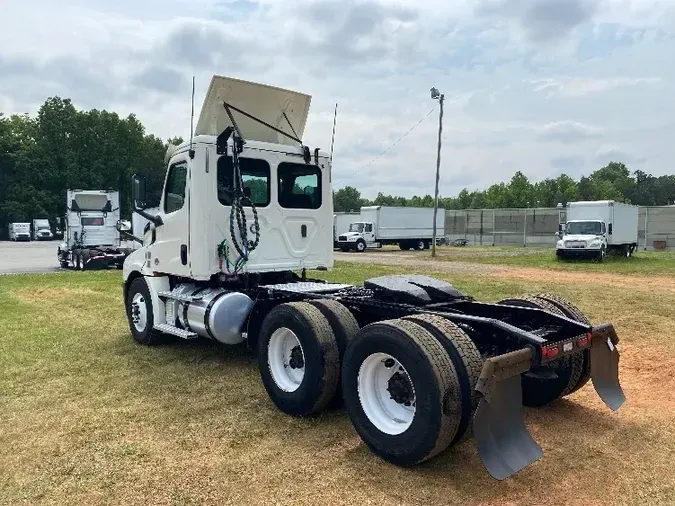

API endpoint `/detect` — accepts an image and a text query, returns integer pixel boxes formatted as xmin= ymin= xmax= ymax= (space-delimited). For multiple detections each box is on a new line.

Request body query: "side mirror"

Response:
xmin=558 ymin=223 xmax=563 ymax=232
xmin=131 ymin=173 xmax=163 ymax=227
xmin=132 ymin=174 xmax=147 ymax=210
xmin=608 ymin=224 xmax=613 ymax=235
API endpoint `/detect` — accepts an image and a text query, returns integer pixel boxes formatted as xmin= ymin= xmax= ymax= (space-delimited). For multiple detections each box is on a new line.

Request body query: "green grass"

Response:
xmin=1 ymin=267 xmax=674 ymax=505
xmin=418 ymin=246 xmax=675 ymax=275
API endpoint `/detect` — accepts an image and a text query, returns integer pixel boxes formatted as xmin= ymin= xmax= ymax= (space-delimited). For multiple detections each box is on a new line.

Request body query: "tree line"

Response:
xmin=2 ymin=97 xmax=674 ymax=238
xmin=0 ymin=97 xmax=180 ymax=238
xmin=333 ymin=164 xmax=675 ymax=212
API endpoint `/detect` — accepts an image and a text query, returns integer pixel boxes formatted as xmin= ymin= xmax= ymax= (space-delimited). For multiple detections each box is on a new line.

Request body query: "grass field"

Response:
xmin=1 ymin=257 xmax=675 ymax=505
xmin=378 ymin=245 xmax=675 ymax=276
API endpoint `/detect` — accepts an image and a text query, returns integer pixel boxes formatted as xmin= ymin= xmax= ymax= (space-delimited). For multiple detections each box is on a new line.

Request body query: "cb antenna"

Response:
xmin=329 ymin=102 xmax=338 ymax=165
xmin=188 ymin=75 xmax=195 ymax=159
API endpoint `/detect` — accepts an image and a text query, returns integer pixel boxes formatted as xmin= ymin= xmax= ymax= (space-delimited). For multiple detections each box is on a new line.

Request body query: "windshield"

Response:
xmin=81 ymin=217 xmax=104 ymax=226
xmin=566 ymin=221 xmax=603 ymax=235
xmin=349 ymin=223 xmax=365 ymax=233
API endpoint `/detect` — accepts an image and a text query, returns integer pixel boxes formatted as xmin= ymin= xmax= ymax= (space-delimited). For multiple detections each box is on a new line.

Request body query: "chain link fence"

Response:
xmin=444 ymin=206 xmax=675 ymax=250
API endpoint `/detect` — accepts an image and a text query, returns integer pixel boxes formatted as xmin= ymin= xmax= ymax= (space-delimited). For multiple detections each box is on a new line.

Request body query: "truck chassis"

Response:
xmin=123 ymin=270 xmax=624 ymax=480
xmin=59 ymin=245 xmax=128 ymax=270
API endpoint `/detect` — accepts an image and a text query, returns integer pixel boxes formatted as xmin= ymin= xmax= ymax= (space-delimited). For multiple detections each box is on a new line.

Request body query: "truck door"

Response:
xmin=364 ymin=222 xmax=375 ymax=244
xmin=153 ymin=156 xmax=191 ymax=276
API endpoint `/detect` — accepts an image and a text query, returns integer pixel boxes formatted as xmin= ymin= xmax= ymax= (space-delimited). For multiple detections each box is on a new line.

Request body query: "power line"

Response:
xmin=332 ymin=106 xmax=437 ymax=187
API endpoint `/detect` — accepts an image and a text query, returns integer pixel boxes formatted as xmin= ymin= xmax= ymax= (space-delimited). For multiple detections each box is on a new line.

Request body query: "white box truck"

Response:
xmin=57 ymin=189 xmax=132 ymax=269
xmin=119 ymin=75 xmax=626 ymax=481
xmin=31 ymin=218 xmax=53 ymax=241
xmin=336 ymin=205 xmax=445 ymax=252
xmin=333 ymin=212 xmax=360 ymax=248
xmin=9 ymin=222 xmax=31 ymax=241
xmin=556 ymin=200 xmax=638 ymax=261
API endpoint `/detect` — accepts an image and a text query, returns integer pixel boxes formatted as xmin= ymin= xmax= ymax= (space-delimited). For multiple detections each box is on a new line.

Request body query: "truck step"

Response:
xmin=158 ymin=289 xmax=203 ymax=303
xmin=153 ymin=323 xmax=198 ymax=339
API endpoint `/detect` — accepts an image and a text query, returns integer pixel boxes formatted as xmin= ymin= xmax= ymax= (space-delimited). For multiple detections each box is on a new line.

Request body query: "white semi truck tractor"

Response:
xmin=57 ymin=189 xmax=131 ymax=269
xmin=121 ymin=75 xmax=626 ymax=480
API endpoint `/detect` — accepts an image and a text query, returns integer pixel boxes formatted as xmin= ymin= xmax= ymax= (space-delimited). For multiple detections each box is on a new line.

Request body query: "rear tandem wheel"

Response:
xmin=497 ymin=296 xmax=585 ymax=407
xmin=341 ymin=318 xmax=463 ymax=466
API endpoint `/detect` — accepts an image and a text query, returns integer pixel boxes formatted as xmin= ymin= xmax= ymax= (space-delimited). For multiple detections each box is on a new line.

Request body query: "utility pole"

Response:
xmin=430 ymin=87 xmax=444 ymax=257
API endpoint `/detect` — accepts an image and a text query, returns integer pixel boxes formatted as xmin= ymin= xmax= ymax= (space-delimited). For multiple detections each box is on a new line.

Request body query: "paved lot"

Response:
xmin=0 ymin=240 xmax=61 ymax=274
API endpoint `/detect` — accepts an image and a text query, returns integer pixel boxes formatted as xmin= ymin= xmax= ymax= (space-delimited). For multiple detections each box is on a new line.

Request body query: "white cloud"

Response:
xmin=1 ymin=0 xmax=675 ymax=200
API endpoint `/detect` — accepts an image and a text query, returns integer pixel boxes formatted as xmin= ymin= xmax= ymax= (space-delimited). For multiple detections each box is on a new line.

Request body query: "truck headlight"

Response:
xmin=556 ymin=240 xmax=564 ymax=248
xmin=589 ymin=240 xmax=602 ymax=248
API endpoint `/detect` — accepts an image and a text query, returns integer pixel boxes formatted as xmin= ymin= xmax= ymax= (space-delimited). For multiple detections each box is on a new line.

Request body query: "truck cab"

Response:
xmin=556 ymin=219 xmax=608 ymax=260
xmin=32 ymin=219 xmax=53 ymax=241
xmin=337 ymin=221 xmax=376 ymax=252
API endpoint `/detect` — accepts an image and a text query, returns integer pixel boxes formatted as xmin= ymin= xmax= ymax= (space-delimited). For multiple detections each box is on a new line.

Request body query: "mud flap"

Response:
xmin=473 ymin=348 xmax=543 ymax=480
xmin=590 ymin=324 xmax=625 ymax=411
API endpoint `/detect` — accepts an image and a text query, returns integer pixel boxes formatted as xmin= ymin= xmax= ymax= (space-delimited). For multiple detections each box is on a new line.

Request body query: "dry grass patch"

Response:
xmin=1 ymin=267 xmax=674 ymax=506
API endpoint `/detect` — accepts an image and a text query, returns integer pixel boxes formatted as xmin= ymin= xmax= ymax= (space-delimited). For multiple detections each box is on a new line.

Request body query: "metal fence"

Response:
xmin=444 ymin=206 xmax=675 ymax=250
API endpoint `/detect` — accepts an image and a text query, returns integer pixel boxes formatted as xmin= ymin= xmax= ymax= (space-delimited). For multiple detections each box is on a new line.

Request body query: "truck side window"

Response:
xmin=164 ymin=162 xmax=188 ymax=214
xmin=217 ymin=156 xmax=270 ymax=207
xmin=365 ymin=223 xmax=373 ymax=233
xmin=278 ymin=163 xmax=321 ymax=210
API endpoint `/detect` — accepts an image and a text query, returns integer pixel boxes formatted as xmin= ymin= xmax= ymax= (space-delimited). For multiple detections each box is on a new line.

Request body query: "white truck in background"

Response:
xmin=556 ymin=200 xmax=639 ymax=261
xmin=333 ymin=212 xmax=359 ymax=248
xmin=57 ymin=189 xmax=131 ymax=269
xmin=336 ymin=205 xmax=445 ymax=252
xmin=9 ymin=222 xmax=31 ymax=241
xmin=32 ymin=218 xmax=53 ymax=241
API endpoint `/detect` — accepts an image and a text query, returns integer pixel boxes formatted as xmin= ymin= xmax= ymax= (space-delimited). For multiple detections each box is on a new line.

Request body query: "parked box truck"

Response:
xmin=337 ymin=205 xmax=445 ymax=252
xmin=556 ymin=200 xmax=638 ymax=261
xmin=9 ymin=222 xmax=31 ymax=241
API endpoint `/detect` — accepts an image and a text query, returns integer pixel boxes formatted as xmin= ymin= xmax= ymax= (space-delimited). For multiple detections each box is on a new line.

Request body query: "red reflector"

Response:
xmin=577 ymin=332 xmax=592 ymax=347
xmin=542 ymin=345 xmax=559 ymax=359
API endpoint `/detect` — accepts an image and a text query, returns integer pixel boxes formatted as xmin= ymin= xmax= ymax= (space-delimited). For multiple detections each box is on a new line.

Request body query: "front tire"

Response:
xmin=416 ymin=240 xmax=425 ymax=251
xmin=342 ymin=319 xmax=462 ymax=466
xmin=258 ymin=302 xmax=340 ymax=416
xmin=126 ymin=277 xmax=162 ymax=346
xmin=355 ymin=239 xmax=366 ymax=252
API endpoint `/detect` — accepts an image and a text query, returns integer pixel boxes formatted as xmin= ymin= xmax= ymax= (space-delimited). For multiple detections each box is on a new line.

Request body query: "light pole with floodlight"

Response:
xmin=430 ymin=87 xmax=444 ymax=257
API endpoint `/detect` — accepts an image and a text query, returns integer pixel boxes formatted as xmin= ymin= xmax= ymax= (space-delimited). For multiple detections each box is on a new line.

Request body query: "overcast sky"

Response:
xmin=2 ymin=0 xmax=674 ymax=199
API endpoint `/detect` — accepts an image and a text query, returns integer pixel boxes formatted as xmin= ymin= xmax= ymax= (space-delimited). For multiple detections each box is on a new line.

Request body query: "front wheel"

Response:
xmin=416 ymin=240 xmax=425 ymax=251
xmin=355 ymin=240 xmax=366 ymax=252
xmin=126 ymin=277 xmax=162 ymax=346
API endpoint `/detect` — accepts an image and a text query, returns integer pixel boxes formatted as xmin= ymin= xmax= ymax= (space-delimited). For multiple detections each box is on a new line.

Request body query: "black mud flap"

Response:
xmin=473 ymin=348 xmax=543 ymax=480
xmin=590 ymin=324 xmax=625 ymax=411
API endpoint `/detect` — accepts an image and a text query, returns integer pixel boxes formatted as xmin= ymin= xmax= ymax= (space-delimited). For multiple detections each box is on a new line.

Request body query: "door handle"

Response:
xmin=180 ymin=244 xmax=188 ymax=265
xmin=301 ymin=224 xmax=307 ymax=238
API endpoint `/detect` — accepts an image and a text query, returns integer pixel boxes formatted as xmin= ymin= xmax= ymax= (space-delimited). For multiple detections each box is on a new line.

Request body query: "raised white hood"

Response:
xmin=194 ymin=75 xmax=312 ymax=146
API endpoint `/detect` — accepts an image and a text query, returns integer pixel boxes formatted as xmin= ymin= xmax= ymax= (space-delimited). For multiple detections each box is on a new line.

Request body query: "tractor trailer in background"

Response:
xmin=120 ymin=74 xmax=626 ymax=482
xmin=32 ymin=219 xmax=53 ymax=241
xmin=336 ymin=205 xmax=445 ymax=252
xmin=57 ymin=189 xmax=132 ymax=269
xmin=556 ymin=200 xmax=639 ymax=261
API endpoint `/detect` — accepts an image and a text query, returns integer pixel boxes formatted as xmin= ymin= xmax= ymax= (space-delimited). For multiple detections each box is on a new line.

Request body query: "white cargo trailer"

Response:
xmin=333 ymin=212 xmax=360 ymax=248
xmin=336 ymin=205 xmax=445 ymax=252
xmin=556 ymin=200 xmax=638 ymax=261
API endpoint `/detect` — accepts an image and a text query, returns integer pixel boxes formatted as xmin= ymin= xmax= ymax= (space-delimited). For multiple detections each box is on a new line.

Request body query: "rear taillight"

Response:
xmin=541 ymin=345 xmax=560 ymax=359
xmin=577 ymin=332 xmax=592 ymax=348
